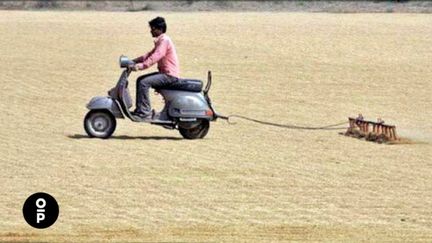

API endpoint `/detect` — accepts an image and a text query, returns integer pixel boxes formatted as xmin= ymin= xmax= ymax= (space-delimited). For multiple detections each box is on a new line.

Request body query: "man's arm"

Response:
xmin=135 ymin=39 xmax=168 ymax=70
xmin=133 ymin=51 xmax=152 ymax=63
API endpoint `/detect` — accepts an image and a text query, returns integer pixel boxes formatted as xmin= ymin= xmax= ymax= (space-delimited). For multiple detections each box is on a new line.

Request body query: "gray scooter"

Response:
xmin=84 ymin=55 xmax=224 ymax=139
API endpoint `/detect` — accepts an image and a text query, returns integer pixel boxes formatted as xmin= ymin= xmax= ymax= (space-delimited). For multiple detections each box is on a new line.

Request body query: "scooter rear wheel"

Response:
xmin=84 ymin=110 xmax=116 ymax=139
xmin=179 ymin=119 xmax=210 ymax=139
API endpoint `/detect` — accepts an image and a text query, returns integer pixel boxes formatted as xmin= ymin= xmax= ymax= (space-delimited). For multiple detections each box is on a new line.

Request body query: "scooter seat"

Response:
xmin=161 ymin=79 xmax=203 ymax=92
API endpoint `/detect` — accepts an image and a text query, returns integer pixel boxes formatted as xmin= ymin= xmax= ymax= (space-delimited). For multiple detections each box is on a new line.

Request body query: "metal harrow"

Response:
xmin=345 ymin=114 xmax=398 ymax=143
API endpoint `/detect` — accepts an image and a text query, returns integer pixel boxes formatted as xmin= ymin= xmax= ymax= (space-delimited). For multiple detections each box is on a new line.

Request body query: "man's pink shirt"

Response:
xmin=135 ymin=34 xmax=180 ymax=78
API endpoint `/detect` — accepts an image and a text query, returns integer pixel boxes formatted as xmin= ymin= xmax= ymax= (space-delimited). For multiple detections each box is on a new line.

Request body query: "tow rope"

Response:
xmin=218 ymin=114 xmax=346 ymax=130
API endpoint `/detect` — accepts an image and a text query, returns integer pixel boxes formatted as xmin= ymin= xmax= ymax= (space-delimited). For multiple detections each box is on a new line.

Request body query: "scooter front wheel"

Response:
xmin=84 ymin=110 xmax=116 ymax=139
xmin=179 ymin=119 xmax=210 ymax=139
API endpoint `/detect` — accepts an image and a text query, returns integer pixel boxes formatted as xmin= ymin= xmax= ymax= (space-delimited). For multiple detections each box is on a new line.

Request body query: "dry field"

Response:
xmin=0 ymin=11 xmax=431 ymax=242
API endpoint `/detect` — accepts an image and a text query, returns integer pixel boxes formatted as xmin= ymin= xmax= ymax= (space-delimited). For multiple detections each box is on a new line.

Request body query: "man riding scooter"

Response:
xmin=131 ymin=16 xmax=180 ymax=121
xmin=84 ymin=16 xmax=226 ymax=139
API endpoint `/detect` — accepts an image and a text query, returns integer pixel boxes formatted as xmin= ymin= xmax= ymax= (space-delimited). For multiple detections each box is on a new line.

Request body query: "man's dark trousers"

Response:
xmin=135 ymin=72 xmax=178 ymax=115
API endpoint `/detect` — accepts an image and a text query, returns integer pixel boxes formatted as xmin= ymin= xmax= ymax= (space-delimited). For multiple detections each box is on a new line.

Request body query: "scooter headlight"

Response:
xmin=119 ymin=55 xmax=132 ymax=68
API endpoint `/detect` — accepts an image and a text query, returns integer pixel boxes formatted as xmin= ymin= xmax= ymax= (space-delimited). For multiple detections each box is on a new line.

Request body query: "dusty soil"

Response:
xmin=0 ymin=11 xmax=431 ymax=242
xmin=1 ymin=1 xmax=432 ymax=13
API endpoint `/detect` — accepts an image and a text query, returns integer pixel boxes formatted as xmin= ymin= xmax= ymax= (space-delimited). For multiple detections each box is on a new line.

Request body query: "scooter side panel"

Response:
xmin=160 ymin=90 xmax=212 ymax=118
xmin=86 ymin=96 xmax=124 ymax=118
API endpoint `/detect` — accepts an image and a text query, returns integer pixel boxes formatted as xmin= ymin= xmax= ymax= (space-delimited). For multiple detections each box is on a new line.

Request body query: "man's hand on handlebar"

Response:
xmin=130 ymin=63 xmax=144 ymax=72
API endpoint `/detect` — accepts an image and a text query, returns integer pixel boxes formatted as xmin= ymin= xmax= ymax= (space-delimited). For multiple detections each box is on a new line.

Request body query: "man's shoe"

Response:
xmin=131 ymin=111 xmax=152 ymax=121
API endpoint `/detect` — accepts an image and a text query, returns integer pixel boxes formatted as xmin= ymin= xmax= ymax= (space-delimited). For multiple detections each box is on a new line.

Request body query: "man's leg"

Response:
xmin=134 ymin=73 xmax=177 ymax=116
xmin=135 ymin=72 xmax=158 ymax=114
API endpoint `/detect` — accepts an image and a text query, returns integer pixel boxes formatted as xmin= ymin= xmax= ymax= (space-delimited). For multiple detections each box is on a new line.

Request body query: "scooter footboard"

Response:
xmin=86 ymin=96 xmax=124 ymax=118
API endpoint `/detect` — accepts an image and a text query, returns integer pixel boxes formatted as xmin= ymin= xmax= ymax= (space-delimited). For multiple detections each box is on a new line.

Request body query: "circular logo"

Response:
xmin=23 ymin=192 xmax=59 ymax=229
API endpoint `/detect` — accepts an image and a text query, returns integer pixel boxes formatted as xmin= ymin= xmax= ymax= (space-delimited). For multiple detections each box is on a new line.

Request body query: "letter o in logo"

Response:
xmin=36 ymin=198 xmax=46 ymax=208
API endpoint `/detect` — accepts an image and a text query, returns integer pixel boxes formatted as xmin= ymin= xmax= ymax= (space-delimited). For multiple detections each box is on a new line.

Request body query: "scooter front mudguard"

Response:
xmin=86 ymin=96 xmax=124 ymax=118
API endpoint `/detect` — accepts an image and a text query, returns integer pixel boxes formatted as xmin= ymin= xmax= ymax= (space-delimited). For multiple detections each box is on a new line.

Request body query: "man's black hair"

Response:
xmin=149 ymin=17 xmax=167 ymax=33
